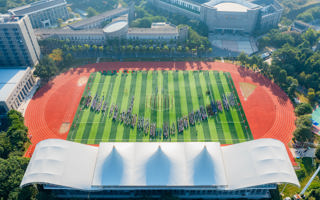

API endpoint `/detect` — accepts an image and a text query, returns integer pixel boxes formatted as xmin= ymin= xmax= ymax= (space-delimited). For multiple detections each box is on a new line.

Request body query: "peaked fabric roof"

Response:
xmin=20 ymin=139 xmax=300 ymax=190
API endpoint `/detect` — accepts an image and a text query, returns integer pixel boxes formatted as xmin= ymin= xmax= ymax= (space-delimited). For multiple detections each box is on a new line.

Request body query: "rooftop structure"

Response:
xmin=213 ymin=3 xmax=249 ymax=12
xmin=0 ymin=68 xmax=36 ymax=114
xmin=103 ymin=20 xmax=128 ymax=34
xmin=127 ymin=23 xmax=187 ymax=41
xmin=9 ymin=0 xmax=69 ymax=28
xmin=0 ymin=68 xmax=26 ymax=102
xmin=204 ymin=0 xmax=260 ymax=10
xmin=35 ymin=28 xmax=105 ymax=44
xmin=69 ymin=7 xmax=131 ymax=30
xmin=291 ymin=20 xmax=314 ymax=33
xmin=20 ymin=138 xmax=299 ymax=199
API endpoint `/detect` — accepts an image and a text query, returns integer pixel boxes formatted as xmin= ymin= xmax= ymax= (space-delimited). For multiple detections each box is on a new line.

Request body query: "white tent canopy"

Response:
xmin=20 ymin=139 xmax=300 ymax=190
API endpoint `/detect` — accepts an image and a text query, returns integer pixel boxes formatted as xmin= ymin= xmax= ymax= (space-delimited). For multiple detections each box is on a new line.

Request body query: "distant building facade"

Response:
xmin=291 ymin=20 xmax=314 ymax=33
xmin=0 ymin=67 xmax=36 ymax=115
xmin=149 ymin=0 xmax=283 ymax=34
xmin=0 ymin=15 xmax=40 ymax=67
xmin=127 ymin=23 xmax=188 ymax=41
xmin=35 ymin=22 xmax=188 ymax=44
xmin=253 ymin=0 xmax=283 ymax=31
xmin=8 ymin=0 xmax=69 ymax=29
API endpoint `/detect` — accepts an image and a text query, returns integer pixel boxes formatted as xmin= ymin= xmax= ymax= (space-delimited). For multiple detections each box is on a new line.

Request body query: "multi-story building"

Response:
xmin=0 ymin=15 xmax=40 ymax=67
xmin=35 ymin=22 xmax=188 ymax=44
xmin=149 ymin=0 xmax=283 ymax=34
xmin=8 ymin=0 xmax=69 ymax=29
xmin=251 ymin=0 xmax=283 ymax=31
xmin=127 ymin=22 xmax=188 ymax=41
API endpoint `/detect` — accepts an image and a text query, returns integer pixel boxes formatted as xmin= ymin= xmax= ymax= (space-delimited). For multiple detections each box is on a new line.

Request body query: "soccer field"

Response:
xmin=67 ymin=70 xmax=253 ymax=144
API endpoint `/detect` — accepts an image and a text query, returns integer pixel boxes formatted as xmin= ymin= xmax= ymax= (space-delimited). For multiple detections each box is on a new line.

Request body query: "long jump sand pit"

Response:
xmin=24 ymin=61 xmax=296 ymax=164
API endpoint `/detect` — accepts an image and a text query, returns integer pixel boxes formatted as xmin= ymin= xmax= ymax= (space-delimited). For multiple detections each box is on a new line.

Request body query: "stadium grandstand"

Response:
xmin=20 ymin=138 xmax=299 ymax=199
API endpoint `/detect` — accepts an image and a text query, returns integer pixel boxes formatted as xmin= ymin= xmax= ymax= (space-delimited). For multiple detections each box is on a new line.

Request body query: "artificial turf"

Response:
xmin=67 ymin=70 xmax=253 ymax=144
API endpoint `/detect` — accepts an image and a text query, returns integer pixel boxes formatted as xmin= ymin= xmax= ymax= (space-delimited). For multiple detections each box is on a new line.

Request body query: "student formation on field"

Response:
xmin=81 ymin=70 xmax=240 ymax=140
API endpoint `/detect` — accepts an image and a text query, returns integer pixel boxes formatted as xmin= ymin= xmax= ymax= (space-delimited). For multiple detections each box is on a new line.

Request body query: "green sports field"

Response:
xmin=67 ymin=70 xmax=253 ymax=144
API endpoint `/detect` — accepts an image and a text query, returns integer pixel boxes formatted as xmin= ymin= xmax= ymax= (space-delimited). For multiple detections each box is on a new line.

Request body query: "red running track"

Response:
xmin=24 ymin=61 xmax=296 ymax=164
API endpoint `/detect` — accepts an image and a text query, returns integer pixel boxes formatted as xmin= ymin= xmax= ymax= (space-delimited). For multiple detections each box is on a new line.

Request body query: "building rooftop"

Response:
xmin=69 ymin=7 xmax=129 ymax=30
xmin=176 ymin=0 xmax=208 ymax=6
xmin=34 ymin=28 xmax=104 ymax=39
xmin=20 ymin=139 xmax=300 ymax=190
xmin=103 ymin=20 xmax=128 ymax=33
xmin=0 ymin=15 xmax=23 ymax=24
xmin=128 ymin=23 xmax=178 ymax=34
xmin=250 ymin=0 xmax=281 ymax=8
xmin=9 ymin=0 xmax=67 ymax=15
xmin=35 ymin=28 xmax=104 ymax=35
xmin=214 ymin=2 xmax=249 ymax=12
xmin=128 ymin=28 xmax=178 ymax=34
xmin=204 ymin=0 xmax=260 ymax=10
xmin=0 ymin=68 xmax=27 ymax=101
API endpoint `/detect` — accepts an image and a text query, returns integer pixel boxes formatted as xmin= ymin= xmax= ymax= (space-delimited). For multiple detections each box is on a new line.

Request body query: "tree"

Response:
xmin=315 ymin=146 xmax=320 ymax=161
xmin=302 ymin=28 xmax=318 ymax=46
xmin=277 ymin=69 xmax=287 ymax=85
xmin=295 ymin=115 xmax=312 ymax=127
xmin=0 ymin=156 xmax=37 ymax=200
xmin=308 ymin=88 xmax=316 ymax=103
xmin=293 ymin=126 xmax=313 ymax=142
xmin=98 ymin=46 xmax=104 ymax=53
xmin=308 ymin=188 xmax=320 ymax=199
xmin=162 ymin=45 xmax=169 ymax=53
xmin=258 ymin=36 xmax=271 ymax=50
xmin=272 ymin=44 xmax=299 ymax=69
xmin=297 ymin=12 xmax=314 ymax=23
xmin=0 ymin=110 xmax=38 ymax=198
xmin=57 ymin=18 xmax=63 ymax=27
xmin=63 ymin=53 xmax=73 ymax=67
xmin=34 ymin=56 xmax=58 ymax=82
xmin=87 ymin=7 xmax=98 ymax=17
xmin=49 ymin=49 xmax=63 ymax=62
xmin=286 ymin=76 xmax=298 ymax=97
xmin=294 ymin=103 xmax=313 ymax=116
xmin=238 ymin=52 xmax=247 ymax=66
xmin=141 ymin=45 xmax=147 ymax=52
xmin=156 ymin=46 xmax=161 ymax=53
xmin=126 ymin=45 xmax=133 ymax=53
xmin=135 ymin=45 xmax=140 ymax=52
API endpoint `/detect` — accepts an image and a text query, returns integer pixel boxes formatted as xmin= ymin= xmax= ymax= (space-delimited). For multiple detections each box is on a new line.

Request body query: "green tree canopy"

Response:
xmin=295 ymin=103 xmax=313 ymax=116
xmin=0 ymin=156 xmax=37 ymax=200
xmin=34 ymin=56 xmax=58 ymax=82
xmin=86 ymin=7 xmax=98 ymax=17
xmin=315 ymin=146 xmax=320 ymax=161
xmin=295 ymin=114 xmax=312 ymax=127
xmin=293 ymin=126 xmax=314 ymax=142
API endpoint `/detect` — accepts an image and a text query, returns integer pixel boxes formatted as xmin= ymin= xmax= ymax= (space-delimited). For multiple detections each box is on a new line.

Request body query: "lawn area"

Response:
xmin=67 ymin=70 xmax=252 ymax=144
